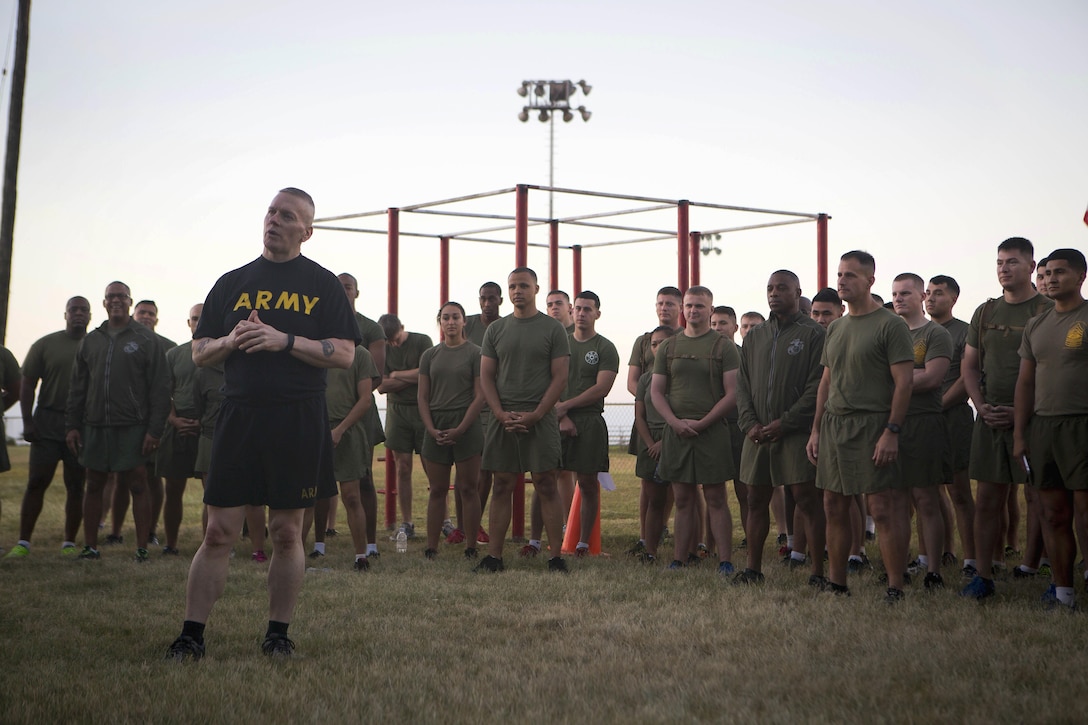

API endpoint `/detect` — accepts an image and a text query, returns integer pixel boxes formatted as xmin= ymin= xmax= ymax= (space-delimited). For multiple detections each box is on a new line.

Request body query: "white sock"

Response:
xmin=62 ymin=541 xmax=76 ymax=549
xmin=918 ymin=555 xmax=929 ymax=567
xmin=1056 ymin=587 xmax=1075 ymax=606
xmin=528 ymin=539 xmax=541 ymax=550
xmin=791 ymin=551 xmax=806 ymax=562
xmin=313 ymin=542 xmax=325 ymax=555
xmin=964 ymin=558 xmax=977 ymax=568
xmin=866 ymin=516 xmax=875 ymax=533
xmin=1040 ymin=557 xmax=1051 ymax=567
xmin=366 ymin=543 xmax=378 ymax=555
xmin=355 ymin=553 xmax=367 ymax=562
xmin=1017 ymin=564 xmax=1037 ymax=574
xmin=849 ymin=554 xmax=863 ymax=563
xmin=577 ymin=541 xmax=589 ymax=550
xmin=17 ymin=539 xmax=30 ymax=549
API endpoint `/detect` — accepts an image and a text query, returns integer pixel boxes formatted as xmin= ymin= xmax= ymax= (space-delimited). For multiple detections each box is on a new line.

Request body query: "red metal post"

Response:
xmin=689 ymin=232 xmax=701 ymax=287
xmin=385 ymin=208 xmax=400 ymax=531
xmin=438 ymin=236 xmax=450 ymax=342
xmin=515 ymin=184 xmax=529 ymax=268
xmin=677 ymin=200 xmax=690 ymax=293
xmin=816 ymin=213 xmax=829 ymax=290
xmin=549 ymin=220 xmax=560 ymax=292
xmin=572 ymin=245 xmax=583 ymax=297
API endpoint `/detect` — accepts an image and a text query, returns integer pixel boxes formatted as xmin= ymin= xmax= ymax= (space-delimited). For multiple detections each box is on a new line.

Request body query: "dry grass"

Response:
xmin=0 ymin=445 xmax=1084 ymax=724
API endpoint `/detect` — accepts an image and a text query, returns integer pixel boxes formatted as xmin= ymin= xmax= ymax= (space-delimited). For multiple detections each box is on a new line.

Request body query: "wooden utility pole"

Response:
xmin=0 ymin=0 xmax=31 ymax=344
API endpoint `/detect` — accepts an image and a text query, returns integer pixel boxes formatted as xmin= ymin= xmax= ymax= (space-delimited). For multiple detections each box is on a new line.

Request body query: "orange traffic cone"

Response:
xmin=561 ymin=485 xmax=602 ymax=556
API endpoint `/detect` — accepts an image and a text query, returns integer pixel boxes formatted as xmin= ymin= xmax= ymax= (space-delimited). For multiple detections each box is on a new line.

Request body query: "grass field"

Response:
xmin=0 ymin=445 xmax=1084 ymax=724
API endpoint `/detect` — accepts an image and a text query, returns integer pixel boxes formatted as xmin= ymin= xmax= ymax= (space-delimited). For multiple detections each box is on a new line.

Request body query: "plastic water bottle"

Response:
xmin=395 ymin=529 xmax=408 ymax=553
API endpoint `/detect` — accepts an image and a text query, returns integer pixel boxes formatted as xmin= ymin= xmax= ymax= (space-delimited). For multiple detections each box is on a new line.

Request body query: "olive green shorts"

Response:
xmin=331 ymin=419 xmax=370 ymax=482
xmin=901 ymin=413 xmax=946 ymax=488
xmin=195 ymin=435 xmax=213 ymax=475
xmin=969 ymin=419 xmax=1028 ymax=485
xmin=80 ymin=424 xmax=148 ymax=473
xmin=155 ymin=425 xmax=200 ymax=479
xmin=385 ymin=402 xmax=424 ymax=454
xmin=942 ymin=403 xmax=973 ymax=480
xmin=816 ymin=412 xmax=904 ymax=495
xmin=634 ymin=426 xmax=665 ymax=481
xmin=1028 ymin=415 xmax=1088 ymax=491
xmin=561 ymin=412 xmax=610 ymax=474
xmin=726 ymin=418 xmax=745 ymax=481
xmin=363 ymin=395 xmax=386 ymax=447
xmin=740 ymin=430 xmax=815 ymax=487
xmin=482 ymin=409 xmax=562 ymax=474
xmin=658 ymin=419 xmax=734 ymax=485
xmin=421 ymin=408 xmax=483 ymax=465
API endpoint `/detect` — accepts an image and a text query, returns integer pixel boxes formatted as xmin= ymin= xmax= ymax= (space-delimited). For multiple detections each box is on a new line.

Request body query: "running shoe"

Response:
xmin=162 ymin=546 xmax=180 ymax=556
xmin=252 ymin=550 xmax=268 ymax=563
xmin=717 ymin=561 xmax=735 ymax=577
xmin=808 ymin=574 xmax=829 ymax=590
xmin=732 ymin=568 xmax=765 ymax=585
xmin=787 ymin=555 xmax=808 ymax=570
xmin=547 ymin=557 xmax=569 ymax=573
xmin=403 ymin=522 xmax=416 ymax=539
xmin=424 ymin=548 xmax=438 ymax=560
xmin=885 ymin=587 xmax=905 ymax=604
xmin=923 ymin=572 xmax=945 ymax=590
xmin=1039 ymin=583 xmax=1060 ymax=609
xmin=5 ymin=544 xmax=29 ymax=558
xmin=440 ymin=520 xmax=455 ymax=538
xmin=105 ymin=534 xmax=123 ymax=545
xmin=625 ymin=540 xmax=646 ymax=556
xmin=261 ymin=633 xmax=295 ymax=658
xmin=78 ymin=546 xmax=100 ymax=560
xmin=476 ymin=528 xmax=490 ymax=544
xmin=961 ymin=563 xmax=978 ymax=579
xmin=638 ymin=552 xmax=656 ymax=565
xmin=906 ymin=559 xmax=925 ymax=576
xmin=473 ymin=555 xmax=504 ymax=573
xmin=446 ymin=528 xmax=466 ymax=545
xmin=148 ymin=533 xmax=160 ymax=547
xmin=325 ymin=528 xmax=339 ymax=537
xmin=519 ymin=544 xmax=540 ymax=558
xmin=60 ymin=544 xmax=77 ymax=556
xmin=353 ymin=557 xmax=370 ymax=572
xmin=1013 ymin=566 xmax=1036 ymax=579
xmin=1005 ymin=545 xmax=1020 ymax=559
xmin=463 ymin=547 xmax=478 ymax=560
xmin=959 ymin=575 xmax=995 ymax=600
xmin=666 ymin=559 xmax=685 ymax=570
xmin=942 ymin=552 xmax=958 ymax=567
xmin=696 ymin=543 xmax=710 ymax=558
xmin=165 ymin=635 xmax=205 ymax=662
xmin=574 ymin=545 xmax=590 ymax=558
xmin=308 ymin=550 xmax=325 ymax=559
xmin=776 ymin=533 xmax=788 ymax=547
xmin=134 ymin=548 xmax=150 ymax=563
xmin=848 ymin=555 xmax=871 ymax=574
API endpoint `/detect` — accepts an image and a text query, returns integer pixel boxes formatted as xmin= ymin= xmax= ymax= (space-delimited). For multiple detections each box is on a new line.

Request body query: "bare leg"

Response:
xmin=83 ymin=470 xmax=109 ymax=548
xmin=121 ymin=467 xmax=151 ymax=549
xmin=392 ymin=451 xmax=414 ymax=525
xmin=163 ymin=476 xmax=188 ymax=550
xmin=339 ymin=480 xmax=368 ymax=555
xmin=455 ymin=456 xmax=482 ymax=550
xmin=246 ymin=505 xmax=267 ymax=554
xmin=671 ymin=483 xmax=696 ymax=563
xmin=643 ymin=480 xmax=668 ymax=557
xmin=792 ymin=481 xmax=825 ymax=578
xmin=1037 ymin=488 xmax=1076 ymax=588
xmin=267 ymin=508 xmax=306 ymax=623
xmin=534 ymin=470 xmax=565 ymax=555
xmin=946 ymin=470 xmax=976 ymax=560
xmin=911 ymin=487 xmax=945 ymax=574
xmin=184 ymin=505 xmax=248 ymax=622
xmin=869 ymin=488 xmax=912 ymax=590
xmin=702 ymin=483 xmax=733 ymax=564
xmin=423 ymin=459 xmax=452 ymax=551
xmin=744 ymin=485 xmax=773 ymax=572
xmin=576 ymin=474 xmax=600 ymax=549
xmin=824 ymin=491 xmax=852 ymax=587
xmin=974 ymin=481 xmax=1007 ymax=578
xmin=487 ymin=473 xmax=518 ymax=559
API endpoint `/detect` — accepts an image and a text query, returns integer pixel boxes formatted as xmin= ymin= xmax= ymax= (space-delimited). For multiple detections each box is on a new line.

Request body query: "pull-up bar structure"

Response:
xmin=315 ymin=183 xmax=830 ymax=536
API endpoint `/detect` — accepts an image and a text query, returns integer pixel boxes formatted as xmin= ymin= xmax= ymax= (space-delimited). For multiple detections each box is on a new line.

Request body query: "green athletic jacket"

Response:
xmin=736 ymin=311 xmax=825 ymax=435
xmin=65 ymin=318 xmax=171 ymax=436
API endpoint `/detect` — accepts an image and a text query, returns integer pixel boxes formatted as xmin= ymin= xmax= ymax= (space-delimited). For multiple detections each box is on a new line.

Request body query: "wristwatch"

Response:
xmin=885 ymin=422 xmax=901 ymax=434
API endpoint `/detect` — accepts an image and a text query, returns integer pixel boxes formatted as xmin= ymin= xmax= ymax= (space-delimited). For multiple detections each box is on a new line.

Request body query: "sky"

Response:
xmin=2 ymin=0 xmax=1086 ymax=404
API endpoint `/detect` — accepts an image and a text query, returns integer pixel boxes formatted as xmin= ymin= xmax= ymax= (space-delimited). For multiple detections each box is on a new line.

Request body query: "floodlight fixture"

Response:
xmin=538 ymin=109 xmax=550 ymax=122
xmin=534 ymin=82 xmax=545 ymax=96
xmin=562 ymin=109 xmax=573 ymax=122
xmin=517 ymin=82 xmax=529 ymax=97
xmin=578 ymin=80 xmax=592 ymax=95
xmin=578 ymin=106 xmax=591 ymax=122
xmin=518 ymin=108 xmax=530 ymax=122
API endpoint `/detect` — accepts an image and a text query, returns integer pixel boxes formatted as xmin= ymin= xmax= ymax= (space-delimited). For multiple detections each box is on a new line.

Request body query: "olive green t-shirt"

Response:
xmin=481 ymin=312 xmax=570 ymax=412
xmin=652 ymin=330 xmax=739 ymax=419
xmin=22 ymin=330 xmax=81 ymax=413
xmin=419 ymin=341 xmax=481 ymax=412
xmin=907 ymin=320 xmax=953 ymax=416
xmin=384 ymin=331 xmax=433 ymax=406
xmin=464 ymin=314 xmax=490 ymax=347
xmin=636 ymin=370 xmax=665 ymax=431
xmin=166 ymin=342 xmax=199 ymax=418
xmin=1019 ymin=300 xmax=1088 ymax=416
xmin=193 ymin=363 xmax=225 ymax=438
xmin=564 ymin=332 xmax=620 ymax=415
xmin=629 ymin=327 xmax=682 ymax=372
xmin=326 ymin=346 xmax=380 ymax=421
xmin=355 ymin=312 xmax=386 ymax=348
xmin=822 ymin=308 xmax=914 ymax=416
xmin=939 ymin=317 xmax=969 ymax=398
xmin=967 ymin=294 xmax=1053 ymax=406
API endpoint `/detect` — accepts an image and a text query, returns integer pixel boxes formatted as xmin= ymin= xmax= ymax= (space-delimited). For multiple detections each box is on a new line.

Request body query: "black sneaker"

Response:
xmin=366 ymin=550 xmax=380 ymax=560
xmin=325 ymin=528 xmax=339 ymax=537
xmin=686 ymin=553 xmax=701 ymax=566
xmin=847 ymin=555 xmax=871 ymax=573
xmin=924 ymin=572 xmax=945 ymax=590
xmin=547 ymin=557 xmax=569 ymax=574
xmin=625 ymin=540 xmax=646 ymax=556
xmin=961 ymin=563 xmax=978 ymax=579
xmin=261 ymin=633 xmax=295 ymax=658
xmin=105 ymin=534 xmax=123 ymax=545
xmin=827 ymin=581 xmax=850 ymax=596
xmin=78 ymin=546 xmax=100 ymax=560
xmin=776 ymin=533 xmax=788 ymax=547
xmin=162 ymin=546 xmax=180 ymax=556
xmin=1013 ymin=566 xmax=1037 ymax=579
xmin=737 ymin=538 xmax=747 ymax=550
xmin=666 ymin=559 xmax=685 ymax=570
xmin=732 ymin=568 xmax=765 ymax=586
xmin=353 ymin=557 xmax=370 ymax=572
xmin=638 ymin=552 xmax=656 ymax=565
xmin=308 ymin=550 xmax=324 ymax=559
xmin=165 ymin=635 xmax=205 ymax=662
xmin=942 ymin=551 xmax=958 ymax=567
xmin=787 ymin=555 xmax=808 ymax=570
xmin=148 ymin=533 xmax=160 ymax=547
xmin=808 ymin=574 xmax=829 ymax=590
xmin=885 ymin=587 xmax=905 ymax=604
xmin=473 ymin=555 xmax=504 ymax=573
xmin=424 ymin=548 xmax=438 ymax=560
xmin=463 ymin=547 xmax=478 ymax=560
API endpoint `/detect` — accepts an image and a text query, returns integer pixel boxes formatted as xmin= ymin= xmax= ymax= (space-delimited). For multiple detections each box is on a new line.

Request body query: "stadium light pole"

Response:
xmin=516 ymin=79 xmax=592 ymax=219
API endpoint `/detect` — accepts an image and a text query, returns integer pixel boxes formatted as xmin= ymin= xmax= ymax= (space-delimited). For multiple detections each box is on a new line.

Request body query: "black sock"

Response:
xmin=266 ymin=620 xmax=289 ymax=638
xmin=181 ymin=620 xmax=205 ymax=642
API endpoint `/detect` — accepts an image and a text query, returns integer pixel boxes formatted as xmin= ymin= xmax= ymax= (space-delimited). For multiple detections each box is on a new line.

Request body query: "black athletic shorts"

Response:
xmin=203 ymin=395 xmax=337 ymax=510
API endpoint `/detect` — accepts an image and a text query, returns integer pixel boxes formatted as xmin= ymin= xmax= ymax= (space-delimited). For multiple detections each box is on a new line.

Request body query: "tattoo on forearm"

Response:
xmin=196 ymin=339 xmax=210 ymax=352
xmin=321 ymin=340 xmax=334 ymax=358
